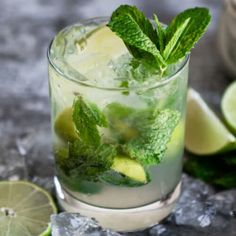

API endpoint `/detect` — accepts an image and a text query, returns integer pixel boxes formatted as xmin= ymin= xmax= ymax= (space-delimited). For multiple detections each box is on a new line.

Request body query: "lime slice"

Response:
xmin=0 ymin=181 xmax=57 ymax=236
xmin=221 ymin=81 xmax=236 ymax=134
xmin=54 ymin=108 xmax=78 ymax=142
xmin=111 ymin=155 xmax=147 ymax=183
xmin=185 ymin=89 xmax=236 ymax=155
xmin=69 ymin=26 xmax=128 ymax=74
xmin=77 ymin=26 xmax=127 ymax=58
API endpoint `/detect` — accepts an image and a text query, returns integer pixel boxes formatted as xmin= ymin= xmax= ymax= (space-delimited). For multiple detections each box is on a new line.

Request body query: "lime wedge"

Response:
xmin=77 ymin=26 xmax=127 ymax=58
xmin=69 ymin=26 xmax=128 ymax=74
xmin=54 ymin=108 xmax=78 ymax=142
xmin=221 ymin=81 xmax=236 ymax=134
xmin=111 ymin=155 xmax=147 ymax=183
xmin=185 ymin=89 xmax=236 ymax=155
xmin=0 ymin=181 xmax=57 ymax=236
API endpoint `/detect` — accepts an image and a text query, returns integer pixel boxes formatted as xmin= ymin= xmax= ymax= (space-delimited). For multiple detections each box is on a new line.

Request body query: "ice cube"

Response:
xmin=51 ymin=213 xmax=121 ymax=236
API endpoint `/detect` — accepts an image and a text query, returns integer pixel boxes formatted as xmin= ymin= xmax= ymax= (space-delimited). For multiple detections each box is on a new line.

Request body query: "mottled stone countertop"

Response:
xmin=0 ymin=0 xmax=235 ymax=235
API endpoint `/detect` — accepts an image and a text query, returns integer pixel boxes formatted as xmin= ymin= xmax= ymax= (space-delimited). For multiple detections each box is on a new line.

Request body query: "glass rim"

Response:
xmin=47 ymin=17 xmax=190 ymax=91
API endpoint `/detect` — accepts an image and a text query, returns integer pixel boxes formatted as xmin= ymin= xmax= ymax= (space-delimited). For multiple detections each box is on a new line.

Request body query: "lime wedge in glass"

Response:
xmin=0 ymin=181 xmax=57 ymax=236
xmin=54 ymin=108 xmax=78 ymax=142
xmin=111 ymin=155 xmax=147 ymax=184
xmin=69 ymin=26 xmax=128 ymax=73
xmin=185 ymin=88 xmax=236 ymax=155
xmin=221 ymin=81 xmax=236 ymax=134
xmin=77 ymin=26 xmax=127 ymax=58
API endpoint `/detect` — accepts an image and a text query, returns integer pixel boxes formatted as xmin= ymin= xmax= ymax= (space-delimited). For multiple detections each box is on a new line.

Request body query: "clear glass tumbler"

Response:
xmin=48 ymin=18 xmax=189 ymax=232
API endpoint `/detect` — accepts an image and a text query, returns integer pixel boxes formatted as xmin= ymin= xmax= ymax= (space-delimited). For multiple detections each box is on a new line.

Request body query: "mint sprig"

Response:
xmin=108 ymin=5 xmax=211 ymax=72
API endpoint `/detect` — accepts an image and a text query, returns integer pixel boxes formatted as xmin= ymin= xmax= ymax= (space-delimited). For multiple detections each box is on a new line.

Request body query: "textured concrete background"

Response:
xmin=0 ymin=0 xmax=235 ymax=235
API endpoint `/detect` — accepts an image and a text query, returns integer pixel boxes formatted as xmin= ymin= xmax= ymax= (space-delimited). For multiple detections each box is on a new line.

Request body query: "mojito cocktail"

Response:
xmin=48 ymin=6 xmax=210 ymax=231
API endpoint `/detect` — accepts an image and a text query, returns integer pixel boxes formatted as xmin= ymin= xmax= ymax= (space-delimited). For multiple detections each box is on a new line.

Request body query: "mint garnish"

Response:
xmin=108 ymin=5 xmax=166 ymax=68
xmin=108 ymin=5 xmax=211 ymax=73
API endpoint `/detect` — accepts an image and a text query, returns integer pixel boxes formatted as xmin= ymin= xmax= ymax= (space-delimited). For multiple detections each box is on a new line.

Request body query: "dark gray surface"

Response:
xmin=0 ymin=0 xmax=235 ymax=235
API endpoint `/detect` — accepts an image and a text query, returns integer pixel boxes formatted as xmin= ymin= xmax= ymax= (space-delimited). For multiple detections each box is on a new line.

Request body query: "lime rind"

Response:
xmin=221 ymin=81 xmax=236 ymax=134
xmin=39 ymin=224 xmax=51 ymax=236
xmin=185 ymin=88 xmax=236 ymax=155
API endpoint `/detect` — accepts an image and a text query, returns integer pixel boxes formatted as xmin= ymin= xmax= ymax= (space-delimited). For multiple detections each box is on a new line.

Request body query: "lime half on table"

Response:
xmin=185 ymin=88 xmax=236 ymax=155
xmin=0 ymin=181 xmax=57 ymax=236
xmin=221 ymin=81 xmax=236 ymax=134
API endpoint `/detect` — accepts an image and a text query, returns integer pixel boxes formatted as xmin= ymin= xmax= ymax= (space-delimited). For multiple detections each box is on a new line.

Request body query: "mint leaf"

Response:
xmin=104 ymin=103 xmax=138 ymax=143
xmin=163 ymin=18 xmax=190 ymax=61
xmin=59 ymin=140 xmax=116 ymax=182
xmin=105 ymin=102 xmax=180 ymax=166
xmin=124 ymin=109 xmax=180 ymax=165
xmin=184 ymin=154 xmax=236 ymax=189
xmin=110 ymin=5 xmax=158 ymax=52
xmin=153 ymin=14 xmax=165 ymax=53
xmin=72 ymin=96 xmax=107 ymax=147
xmin=108 ymin=6 xmax=166 ymax=68
xmin=164 ymin=7 xmax=211 ymax=63
xmin=71 ymin=142 xmax=116 ymax=182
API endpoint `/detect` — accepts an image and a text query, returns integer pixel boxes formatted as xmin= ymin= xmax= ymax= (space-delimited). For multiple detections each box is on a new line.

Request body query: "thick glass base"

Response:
xmin=54 ymin=177 xmax=181 ymax=232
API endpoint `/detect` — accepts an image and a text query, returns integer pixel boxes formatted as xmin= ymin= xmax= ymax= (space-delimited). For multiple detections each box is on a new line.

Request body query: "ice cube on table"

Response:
xmin=51 ymin=213 xmax=121 ymax=236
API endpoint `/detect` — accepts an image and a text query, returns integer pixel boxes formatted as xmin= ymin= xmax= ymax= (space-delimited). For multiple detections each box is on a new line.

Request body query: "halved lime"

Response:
xmin=185 ymin=89 xmax=236 ymax=155
xmin=54 ymin=108 xmax=78 ymax=142
xmin=111 ymin=155 xmax=147 ymax=183
xmin=0 ymin=181 xmax=57 ymax=236
xmin=221 ymin=81 xmax=236 ymax=134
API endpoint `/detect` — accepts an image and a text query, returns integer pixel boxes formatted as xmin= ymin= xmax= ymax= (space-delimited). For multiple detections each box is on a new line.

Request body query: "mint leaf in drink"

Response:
xmin=108 ymin=5 xmax=166 ymax=68
xmin=104 ymin=103 xmax=139 ymax=143
xmin=58 ymin=140 xmax=116 ymax=182
xmin=164 ymin=7 xmax=211 ymax=64
xmin=125 ymin=109 xmax=180 ymax=165
xmin=72 ymin=96 xmax=107 ymax=147
xmin=105 ymin=102 xmax=180 ymax=166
